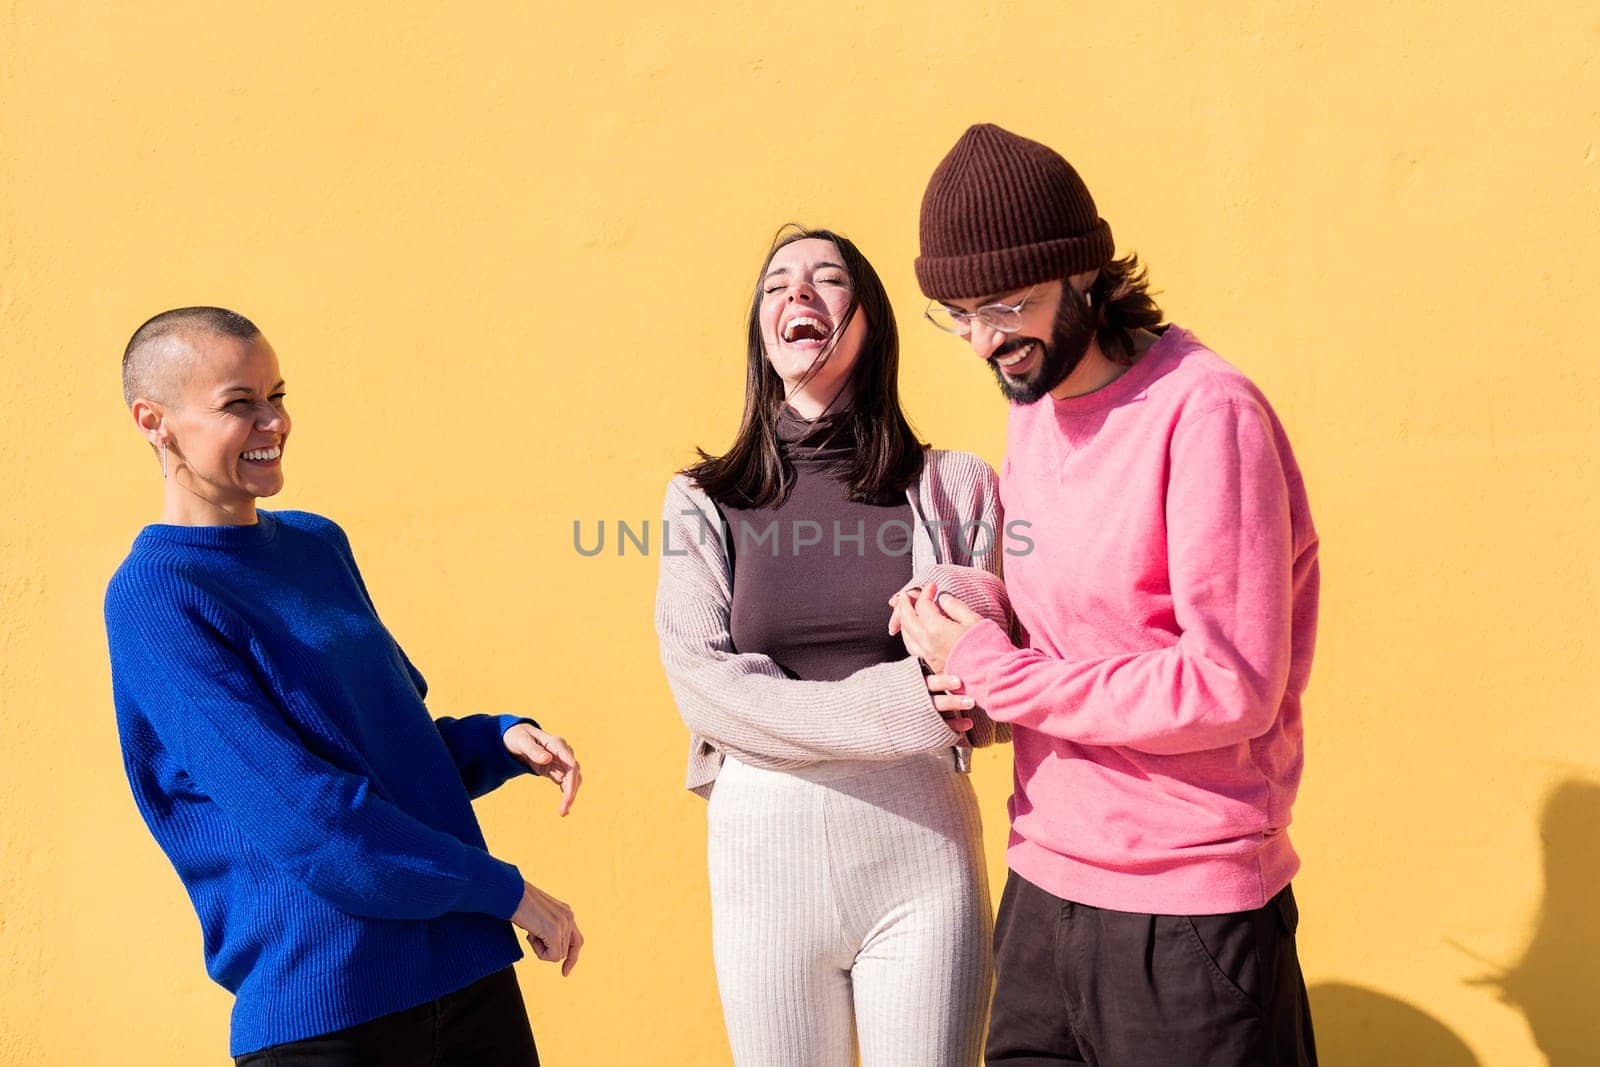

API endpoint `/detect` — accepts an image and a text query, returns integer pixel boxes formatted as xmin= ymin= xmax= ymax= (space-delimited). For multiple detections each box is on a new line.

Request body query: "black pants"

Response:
xmin=986 ymin=872 xmax=1316 ymax=1066
xmin=234 ymin=967 xmax=539 ymax=1067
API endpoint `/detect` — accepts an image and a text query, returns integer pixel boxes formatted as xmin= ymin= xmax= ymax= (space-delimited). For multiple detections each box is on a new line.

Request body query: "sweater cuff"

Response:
xmin=945 ymin=619 xmax=1015 ymax=714
xmin=454 ymin=848 xmax=526 ymax=920
xmin=496 ymin=715 xmax=542 ymax=778
xmin=873 ymin=656 xmax=962 ymax=753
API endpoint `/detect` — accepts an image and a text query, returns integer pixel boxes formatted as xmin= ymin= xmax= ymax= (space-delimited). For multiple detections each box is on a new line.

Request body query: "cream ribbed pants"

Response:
xmin=706 ymin=751 xmax=992 ymax=1067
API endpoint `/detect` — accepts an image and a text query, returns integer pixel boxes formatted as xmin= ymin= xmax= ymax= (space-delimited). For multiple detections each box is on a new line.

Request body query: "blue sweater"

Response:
xmin=104 ymin=510 xmax=534 ymax=1056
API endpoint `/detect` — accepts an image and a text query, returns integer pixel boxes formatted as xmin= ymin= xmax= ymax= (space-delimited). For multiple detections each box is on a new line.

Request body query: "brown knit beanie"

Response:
xmin=915 ymin=124 xmax=1114 ymax=300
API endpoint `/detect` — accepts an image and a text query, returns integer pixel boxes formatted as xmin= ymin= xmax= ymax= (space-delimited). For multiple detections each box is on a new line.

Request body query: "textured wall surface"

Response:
xmin=2 ymin=2 xmax=1596 ymax=1063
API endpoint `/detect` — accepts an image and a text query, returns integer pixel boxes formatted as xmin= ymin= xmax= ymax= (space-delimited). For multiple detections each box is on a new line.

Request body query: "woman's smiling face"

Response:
xmin=160 ymin=332 xmax=290 ymax=522
xmin=758 ymin=237 xmax=867 ymax=407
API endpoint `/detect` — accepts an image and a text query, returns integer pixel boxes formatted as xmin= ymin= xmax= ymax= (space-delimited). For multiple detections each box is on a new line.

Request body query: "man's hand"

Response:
xmin=896 ymin=581 xmax=983 ymax=675
xmin=503 ymin=724 xmax=583 ymax=816
xmin=510 ymin=881 xmax=583 ymax=976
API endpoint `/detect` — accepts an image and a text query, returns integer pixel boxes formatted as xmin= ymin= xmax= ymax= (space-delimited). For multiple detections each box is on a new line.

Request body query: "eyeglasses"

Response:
xmin=923 ymin=286 xmax=1037 ymax=337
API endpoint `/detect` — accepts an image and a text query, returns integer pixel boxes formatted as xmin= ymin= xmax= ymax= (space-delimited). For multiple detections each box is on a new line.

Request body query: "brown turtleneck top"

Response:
xmin=717 ymin=405 xmax=916 ymax=682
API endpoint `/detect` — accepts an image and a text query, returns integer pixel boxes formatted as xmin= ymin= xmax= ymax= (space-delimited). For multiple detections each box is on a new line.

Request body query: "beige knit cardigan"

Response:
xmin=655 ymin=448 xmax=1013 ymax=798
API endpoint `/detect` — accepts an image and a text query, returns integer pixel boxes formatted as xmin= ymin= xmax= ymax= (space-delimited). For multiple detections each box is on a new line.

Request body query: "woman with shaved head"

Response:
xmin=105 ymin=307 xmax=581 ymax=1066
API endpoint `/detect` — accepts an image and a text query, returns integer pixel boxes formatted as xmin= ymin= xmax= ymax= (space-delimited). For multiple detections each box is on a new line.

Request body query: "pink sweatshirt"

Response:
xmin=947 ymin=326 xmax=1319 ymax=915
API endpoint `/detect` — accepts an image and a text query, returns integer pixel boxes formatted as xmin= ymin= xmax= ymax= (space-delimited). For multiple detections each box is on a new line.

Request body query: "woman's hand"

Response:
xmin=510 ymin=881 xmax=583 ymax=976
xmin=926 ymin=672 xmax=976 ymax=736
xmin=895 ymin=581 xmax=983 ymax=674
xmin=887 ymin=585 xmax=917 ymax=637
xmin=503 ymin=724 xmax=583 ymax=816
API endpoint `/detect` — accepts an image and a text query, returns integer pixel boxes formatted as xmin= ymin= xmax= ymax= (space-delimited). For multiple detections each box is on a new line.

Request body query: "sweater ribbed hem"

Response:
xmin=1007 ymin=833 xmax=1300 ymax=916
xmin=229 ymin=924 xmax=522 ymax=1056
xmin=724 ymin=747 xmax=959 ymax=785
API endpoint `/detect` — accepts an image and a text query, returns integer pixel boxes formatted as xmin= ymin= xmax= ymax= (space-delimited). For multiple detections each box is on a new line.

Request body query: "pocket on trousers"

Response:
xmin=1179 ymin=911 xmax=1264 ymax=1011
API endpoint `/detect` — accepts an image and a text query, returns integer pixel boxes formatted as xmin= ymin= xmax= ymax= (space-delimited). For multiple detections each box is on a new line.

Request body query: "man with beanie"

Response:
xmin=895 ymin=123 xmax=1320 ymax=1065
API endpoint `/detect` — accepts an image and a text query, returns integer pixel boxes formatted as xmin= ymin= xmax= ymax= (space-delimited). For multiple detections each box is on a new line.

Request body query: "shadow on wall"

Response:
xmin=1468 ymin=777 xmax=1600 ymax=1066
xmin=1309 ymin=982 xmax=1479 ymax=1066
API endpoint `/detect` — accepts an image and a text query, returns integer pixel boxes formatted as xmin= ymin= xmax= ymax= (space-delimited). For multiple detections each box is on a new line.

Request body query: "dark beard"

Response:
xmin=989 ymin=285 xmax=1096 ymax=404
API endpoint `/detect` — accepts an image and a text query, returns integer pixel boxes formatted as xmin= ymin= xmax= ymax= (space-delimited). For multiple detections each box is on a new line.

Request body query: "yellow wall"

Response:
xmin=2 ymin=2 xmax=1595 ymax=1063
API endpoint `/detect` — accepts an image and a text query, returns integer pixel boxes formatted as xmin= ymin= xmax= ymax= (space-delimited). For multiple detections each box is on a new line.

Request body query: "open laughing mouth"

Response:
xmin=241 ymin=446 xmax=282 ymax=464
xmin=993 ymin=341 xmax=1038 ymax=375
xmin=781 ymin=315 xmax=833 ymax=347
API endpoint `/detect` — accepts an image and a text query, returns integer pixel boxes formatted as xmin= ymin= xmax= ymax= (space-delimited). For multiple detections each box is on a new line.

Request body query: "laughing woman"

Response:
xmin=104 ymin=307 xmax=582 ymax=1066
xmin=655 ymin=227 xmax=1013 ymax=1067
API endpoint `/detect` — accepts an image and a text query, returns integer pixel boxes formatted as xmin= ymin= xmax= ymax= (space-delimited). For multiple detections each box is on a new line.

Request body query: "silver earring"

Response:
xmin=160 ymin=440 xmax=167 ymax=480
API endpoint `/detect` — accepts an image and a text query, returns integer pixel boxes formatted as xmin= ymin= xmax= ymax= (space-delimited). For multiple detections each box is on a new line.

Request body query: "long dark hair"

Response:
xmin=683 ymin=225 xmax=925 ymax=509
xmin=1087 ymin=253 xmax=1166 ymax=363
